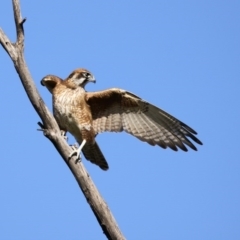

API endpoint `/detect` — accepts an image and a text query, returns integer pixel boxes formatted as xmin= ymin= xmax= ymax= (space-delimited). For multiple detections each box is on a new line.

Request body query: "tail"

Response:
xmin=82 ymin=141 xmax=109 ymax=170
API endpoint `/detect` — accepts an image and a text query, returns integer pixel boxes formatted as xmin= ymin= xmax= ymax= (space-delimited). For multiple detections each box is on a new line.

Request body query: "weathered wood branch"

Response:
xmin=0 ymin=0 xmax=125 ymax=239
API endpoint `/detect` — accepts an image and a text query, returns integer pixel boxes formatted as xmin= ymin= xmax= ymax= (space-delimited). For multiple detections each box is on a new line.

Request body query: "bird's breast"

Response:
xmin=53 ymin=88 xmax=93 ymax=141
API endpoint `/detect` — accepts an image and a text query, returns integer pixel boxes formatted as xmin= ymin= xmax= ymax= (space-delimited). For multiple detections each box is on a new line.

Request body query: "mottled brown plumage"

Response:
xmin=41 ymin=68 xmax=202 ymax=170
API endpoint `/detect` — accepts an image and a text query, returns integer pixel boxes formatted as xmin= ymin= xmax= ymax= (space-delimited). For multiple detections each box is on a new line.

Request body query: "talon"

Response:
xmin=69 ymin=148 xmax=80 ymax=159
xmin=68 ymin=139 xmax=86 ymax=163
xmin=69 ymin=148 xmax=82 ymax=164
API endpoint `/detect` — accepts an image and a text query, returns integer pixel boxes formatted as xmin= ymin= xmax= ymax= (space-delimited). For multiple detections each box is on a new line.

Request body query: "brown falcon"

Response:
xmin=41 ymin=68 xmax=202 ymax=170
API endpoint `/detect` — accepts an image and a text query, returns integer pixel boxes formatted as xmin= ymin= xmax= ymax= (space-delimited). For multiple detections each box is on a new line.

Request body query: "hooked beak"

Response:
xmin=41 ymin=78 xmax=46 ymax=86
xmin=88 ymin=74 xmax=96 ymax=83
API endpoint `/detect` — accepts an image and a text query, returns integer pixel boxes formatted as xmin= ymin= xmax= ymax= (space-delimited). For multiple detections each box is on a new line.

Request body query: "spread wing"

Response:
xmin=86 ymin=88 xmax=202 ymax=151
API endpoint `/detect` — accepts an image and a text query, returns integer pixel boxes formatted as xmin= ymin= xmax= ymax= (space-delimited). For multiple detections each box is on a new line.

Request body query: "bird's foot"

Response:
xmin=68 ymin=139 xmax=86 ymax=163
xmin=60 ymin=130 xmax=68 ymax=141
xmin=69 ymin=145 xmax=82 ymax=163
xmin=69 ymin=139 xmax=86 ymax=162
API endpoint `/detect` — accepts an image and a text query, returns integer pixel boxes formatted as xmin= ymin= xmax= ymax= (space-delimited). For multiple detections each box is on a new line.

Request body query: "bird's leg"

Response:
xmin=69 ymin=139 xmax=86 ymax=160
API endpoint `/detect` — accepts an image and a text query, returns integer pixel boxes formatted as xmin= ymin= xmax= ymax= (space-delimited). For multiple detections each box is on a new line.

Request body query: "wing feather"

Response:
xmin=86 ymin=88 xmax=202 ymax=151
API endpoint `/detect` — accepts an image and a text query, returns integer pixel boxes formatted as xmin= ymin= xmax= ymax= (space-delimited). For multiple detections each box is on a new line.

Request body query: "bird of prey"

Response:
xmin=41 ymin=68 xmax=202 ymax=170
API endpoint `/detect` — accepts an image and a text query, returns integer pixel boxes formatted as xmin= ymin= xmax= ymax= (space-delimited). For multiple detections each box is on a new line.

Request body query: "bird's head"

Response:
xmin=41 ymin=75 xmax=62 ymax=93
xmin=65 ymin=68 xmax=96 ymax=89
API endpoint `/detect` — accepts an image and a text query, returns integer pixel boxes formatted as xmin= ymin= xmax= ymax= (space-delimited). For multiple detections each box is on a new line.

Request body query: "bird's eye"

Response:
xmin=82 ymin=72 xmax=90 ymax=78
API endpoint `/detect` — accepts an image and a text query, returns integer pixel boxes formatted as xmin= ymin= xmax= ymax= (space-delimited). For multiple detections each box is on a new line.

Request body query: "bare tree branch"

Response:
xmin=0 ymin=1 xmax=125 ymax=239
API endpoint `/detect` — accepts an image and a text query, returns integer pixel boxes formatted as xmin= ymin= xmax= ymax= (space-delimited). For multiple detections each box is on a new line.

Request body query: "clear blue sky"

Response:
xmin=0 ymin=1 xmax=239 ymax=239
